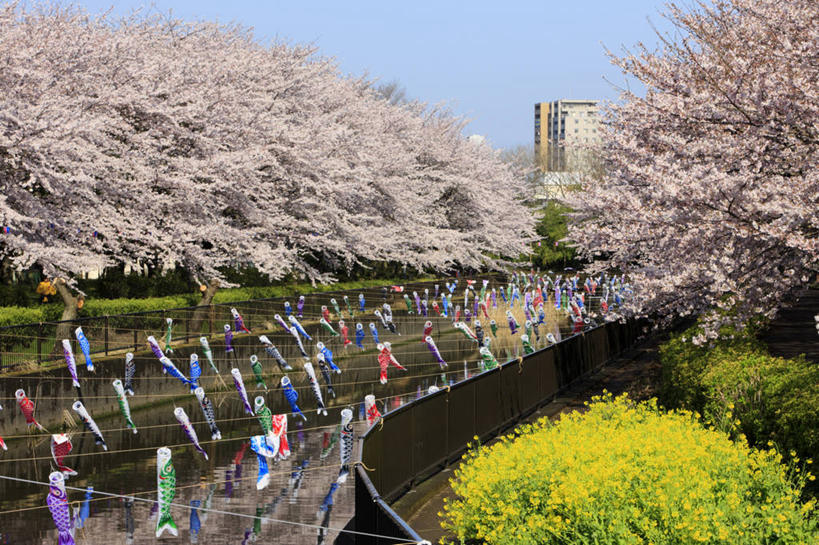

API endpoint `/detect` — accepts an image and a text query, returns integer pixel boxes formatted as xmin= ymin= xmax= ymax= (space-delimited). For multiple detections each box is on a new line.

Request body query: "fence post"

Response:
xmin=37 ymin=322 xmax=43 ymax=363
xmin=133 ymin=326 xmax=138 ymax=351
xmin=104 ymin=315 xmax=109 ymax=355
xmin=209 ymin=304 xmax=215 ymax=336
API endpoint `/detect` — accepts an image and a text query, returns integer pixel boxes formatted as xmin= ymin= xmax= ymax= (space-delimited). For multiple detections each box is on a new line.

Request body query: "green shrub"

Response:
xmin=442 ymin=395 xmax=817 ymax=545
xmin=0 ymin=306 xmax=50 ymax=328
xmin=0 ymin=276 xmax=430 ymax=327
xmin=659 ymin=324 xmax=819 ymax=467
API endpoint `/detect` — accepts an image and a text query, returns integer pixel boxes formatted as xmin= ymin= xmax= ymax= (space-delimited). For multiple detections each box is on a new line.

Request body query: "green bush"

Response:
xmin=442 ymin=395 xmax=817 ymax=545
xmin=0 ymin=276 xmax=428 ymax=327
xmin=0 ymin=306 xmax=52 ymax=328
xmin=659 ymin=323 xmax=819 ymax=470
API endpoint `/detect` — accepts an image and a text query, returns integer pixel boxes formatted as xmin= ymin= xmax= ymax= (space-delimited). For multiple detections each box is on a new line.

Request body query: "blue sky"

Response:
xmin=76 ymin=1 xmax=673 ymax=149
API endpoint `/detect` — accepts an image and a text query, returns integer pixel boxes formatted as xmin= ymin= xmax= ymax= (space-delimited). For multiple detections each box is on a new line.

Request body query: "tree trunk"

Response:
xmin=51 ymin=278 xmax=83 ymax=355
xmin=189 ymin=279 xmax=220 ymax=336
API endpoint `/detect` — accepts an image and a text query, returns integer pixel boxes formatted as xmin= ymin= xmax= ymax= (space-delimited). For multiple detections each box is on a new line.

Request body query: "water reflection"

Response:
xmin=0 ymin=281 xmax=592 ymax=544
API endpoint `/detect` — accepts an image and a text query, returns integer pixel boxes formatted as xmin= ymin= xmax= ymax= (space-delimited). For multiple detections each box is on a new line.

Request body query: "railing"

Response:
xmin=351 ymin=319 xmax=641 ymax=544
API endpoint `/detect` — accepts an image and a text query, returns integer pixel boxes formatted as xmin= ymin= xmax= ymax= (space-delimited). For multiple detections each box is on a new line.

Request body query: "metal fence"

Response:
xmin=351 ymin=319 xmax=642 ymax=545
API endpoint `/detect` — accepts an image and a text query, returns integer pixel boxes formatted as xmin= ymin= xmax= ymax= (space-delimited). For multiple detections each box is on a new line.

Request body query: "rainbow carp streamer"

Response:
xmin=199 ymin=337 xmax=219 ymax=373
xmin=288 ymin=315 xmax=312 ymax=340
xmin=365 ymin=394 xmax=381 ymax=428
xmin=231 ymin=307 xmax=251 ymax=334
xmin=146 ymin=335 xmax=165 ymax=362
xmin=156 ymin=447 xmax=178 ymax=537
xmin=317 ymin=342 xmax=340 ymax=373
xmin=281 ymin=376 xmax=307 ymax=421
xmin=123 ymin=352 xmax=135 ymax=395
xmin=259 ymin=335 xmax=292 ymax=371
xmin=50 ymin=434 xmax=77 ymax=477
xmin=304 ymin=362 xmax=328 ymax=416
xmin=74 ymin=326 xmax=94 ymax=372
xmin=16 ymin=388 xmax=46 ymax=431
xmin=72 ymin=401 xmax=106 ymax=450
xmin=46 ymin=471 xmax=75 ymax=545
xmin=355 ymin=323 xmax=366 ymax=349
xmin=175 ymin=407 xmax=208 ymax=459
xmin=249 ymin=355 xmax=267 ymax=391
xmin=194 ymin=387 xmax=222 ymax=440
xmin=62 ymin=339 xmax=80 ymax=389
xmin=231 ymin=368 xmax=254 ymax=415
xmin=336 ymin=409 xmax=354 ymax=483
xmin=425 ymin=336 xmax=448 ymax=369
xmin=163 ymin=318 xmax=174 ymax=354
xmin=189 ymin=354 xmax=202 ymax=391
xmin=289 ymin=326 xmax=309 ymax=357
xmin=112 ymin=380 xmax=137 ymax=433
xmin=159 ymin=356 xmax=192 ymax=387
xmin=254 ymin=396 xmax=275 ymax=443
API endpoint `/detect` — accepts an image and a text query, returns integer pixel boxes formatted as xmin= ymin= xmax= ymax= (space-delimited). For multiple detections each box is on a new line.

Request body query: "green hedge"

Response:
xmin=0 ymin=277 xmax=428 ymax=328
xmin=659 ymin=323 xmax=819 ymax=469
xmin=442 ymin=395 xmax=818 ymax=544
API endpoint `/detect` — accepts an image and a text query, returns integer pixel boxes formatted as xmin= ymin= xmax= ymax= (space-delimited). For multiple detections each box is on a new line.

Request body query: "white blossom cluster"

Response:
xmin=566 ymin=0 xmax=818 ymax=335
xmin=0 ymin=3 xmax=535 ymax=283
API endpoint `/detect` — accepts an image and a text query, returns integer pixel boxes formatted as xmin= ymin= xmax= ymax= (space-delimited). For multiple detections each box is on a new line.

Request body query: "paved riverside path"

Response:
xmin=391 ymin=337 xmax=663 ymax=544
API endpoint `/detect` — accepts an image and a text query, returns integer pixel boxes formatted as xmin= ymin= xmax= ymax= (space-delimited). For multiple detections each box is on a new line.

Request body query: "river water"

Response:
xmin=0 ymin=280 xmax=579 ymax=544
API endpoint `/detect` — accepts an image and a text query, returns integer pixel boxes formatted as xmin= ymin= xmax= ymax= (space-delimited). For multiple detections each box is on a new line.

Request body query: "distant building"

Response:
xmin=534 ymin=99 xmax=600 ymax=171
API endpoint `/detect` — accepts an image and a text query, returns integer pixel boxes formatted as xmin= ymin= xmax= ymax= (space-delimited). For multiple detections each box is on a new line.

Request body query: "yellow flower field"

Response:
xmin=441 ymin=394 xmax=818 ymax=544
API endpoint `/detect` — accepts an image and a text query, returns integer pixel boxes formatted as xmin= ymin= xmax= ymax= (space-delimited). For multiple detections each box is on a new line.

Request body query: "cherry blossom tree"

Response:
xmin=0 ymin=2 xmax=534 ymax=312
xmin=565 ymin=0 xmax=818 ymax=337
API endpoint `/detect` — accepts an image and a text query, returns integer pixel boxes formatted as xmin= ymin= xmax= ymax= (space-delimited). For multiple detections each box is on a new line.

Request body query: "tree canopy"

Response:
xmin=0 ymin=3 xmax=535 ymax=284
xmin=567 ymin=0 xmax=818 ymax=334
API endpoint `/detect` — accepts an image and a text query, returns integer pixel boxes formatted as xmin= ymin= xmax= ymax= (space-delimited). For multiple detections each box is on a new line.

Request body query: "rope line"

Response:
xmin=0 ymin=474 xmax=427 ymax=543
xmin=0 ymin=381 xmax=437 ymax=440
xmin=0 ymin=376 xmax=458 ymax=452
